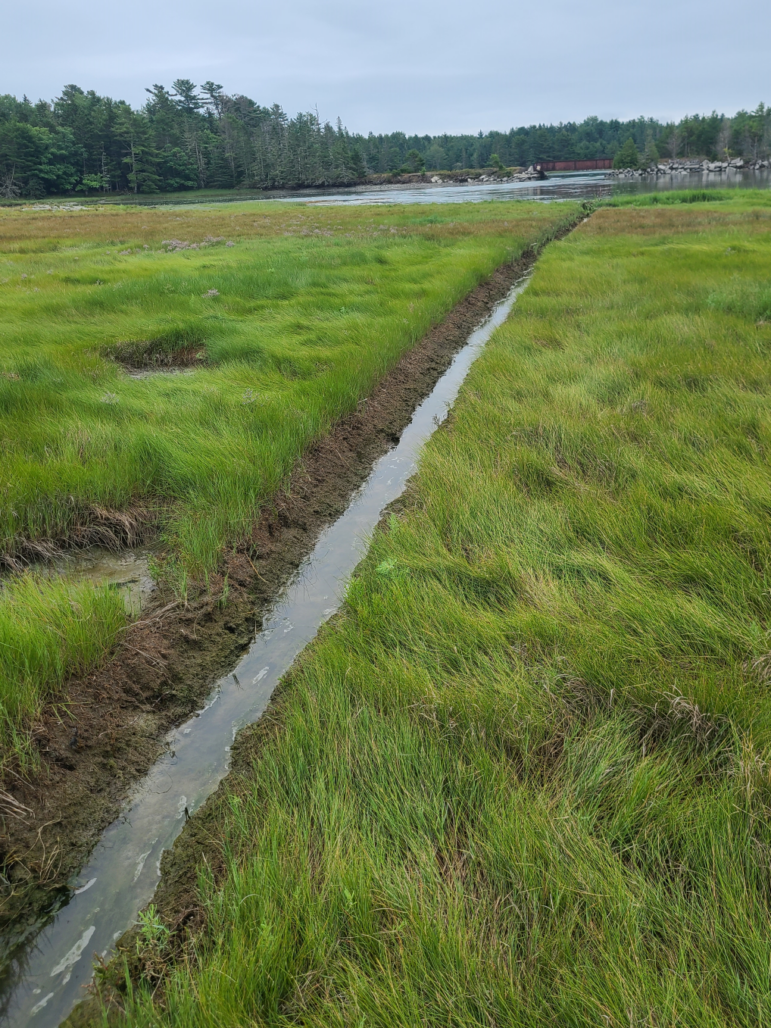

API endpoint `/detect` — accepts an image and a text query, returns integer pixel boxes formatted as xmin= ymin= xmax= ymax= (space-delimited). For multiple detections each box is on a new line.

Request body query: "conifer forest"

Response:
xmin=1 ymin=80 xmax=769 ymax=197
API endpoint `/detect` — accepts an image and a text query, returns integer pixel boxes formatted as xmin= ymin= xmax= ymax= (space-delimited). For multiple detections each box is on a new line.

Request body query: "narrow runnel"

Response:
xmin=0 ymin=219 xmax=580 ymax=1026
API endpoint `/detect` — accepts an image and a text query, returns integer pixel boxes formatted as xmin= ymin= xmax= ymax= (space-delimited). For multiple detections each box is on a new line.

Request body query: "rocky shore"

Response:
xmin=610 ymin=157 xmax=769 ymax=178
xmin=364 ymin=167 xmax=541 ymax=187
xmin=429 ymin=168 xmax=543 ymax=184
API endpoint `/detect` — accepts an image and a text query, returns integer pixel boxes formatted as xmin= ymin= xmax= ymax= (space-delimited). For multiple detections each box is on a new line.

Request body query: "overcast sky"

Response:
xmin=5 ymin=0 xmax=769 ymax=135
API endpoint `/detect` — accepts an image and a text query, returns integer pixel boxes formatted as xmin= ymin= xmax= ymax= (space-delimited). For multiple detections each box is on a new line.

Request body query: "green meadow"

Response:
xmin=120 ymin=195 xmax=771 ymax=1026
xmin=0 ymin=199 xmax=575 ymax=768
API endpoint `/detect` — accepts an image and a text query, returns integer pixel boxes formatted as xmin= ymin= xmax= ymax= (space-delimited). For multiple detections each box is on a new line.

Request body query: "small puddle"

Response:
xmin=0 ymin=275 xmax=531 ymax=1027
xmin=0 ymin=545 xmax=158 ymax=615
xmin=43 ymin=545 xmax=159 ymax=613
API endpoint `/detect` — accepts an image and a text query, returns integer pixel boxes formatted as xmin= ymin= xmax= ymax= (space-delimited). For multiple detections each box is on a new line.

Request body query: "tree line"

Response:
xmin=0 ymin=80 xmax=768 ymax=198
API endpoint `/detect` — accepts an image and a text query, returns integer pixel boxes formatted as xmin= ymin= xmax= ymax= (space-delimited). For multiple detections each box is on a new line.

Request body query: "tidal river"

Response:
xmin=94 ymin=167 xmax=770 ymax=208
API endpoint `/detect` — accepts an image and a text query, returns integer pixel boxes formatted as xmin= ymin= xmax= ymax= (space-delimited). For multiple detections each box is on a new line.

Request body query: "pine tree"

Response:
xmin=1 ymin=86 xmax=768 ymax=197
xmin=613 ymin=137 xmax=640 ymax=170
xmin=406 ymin=148 xmax=425 ymax=173
xmin=643 ymin=131 xmax=659 ymax=166
xmin=115 ymin=105 xmax=160 ymax=193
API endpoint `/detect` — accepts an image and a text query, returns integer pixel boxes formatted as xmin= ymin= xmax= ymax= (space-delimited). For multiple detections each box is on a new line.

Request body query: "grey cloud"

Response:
xmin=5 ymin=0 xmax=769 ymax=132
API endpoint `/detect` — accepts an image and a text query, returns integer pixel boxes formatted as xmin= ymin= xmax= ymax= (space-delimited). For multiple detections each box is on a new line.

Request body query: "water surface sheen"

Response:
xmin=1 ymin=276 xmax=532 ymax=1028
xmin=105 ymin=168 xmax=769 ymax=208
xmin=286 ymin=168 xmax=769 ymax=205
xmin=45 ymin=546 xmax=158 ymax=613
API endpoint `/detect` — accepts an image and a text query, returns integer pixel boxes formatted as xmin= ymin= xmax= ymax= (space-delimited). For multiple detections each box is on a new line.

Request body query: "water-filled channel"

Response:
xmin=2 ymin=276 xmax=532 ymax=1028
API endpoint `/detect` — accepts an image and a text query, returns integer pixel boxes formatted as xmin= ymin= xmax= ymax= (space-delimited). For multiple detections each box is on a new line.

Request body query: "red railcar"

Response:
xmin=535 ymin=159 xmax=614 ymax=172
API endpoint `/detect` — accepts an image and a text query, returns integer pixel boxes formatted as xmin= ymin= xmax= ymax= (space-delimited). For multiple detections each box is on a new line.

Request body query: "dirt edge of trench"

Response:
xmin=0 ymin=215 xmax=582 ymax=998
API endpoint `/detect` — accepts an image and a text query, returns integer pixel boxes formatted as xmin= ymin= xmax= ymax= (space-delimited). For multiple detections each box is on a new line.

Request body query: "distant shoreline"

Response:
xmin=610 ymin=157 xmax=770 ymax=178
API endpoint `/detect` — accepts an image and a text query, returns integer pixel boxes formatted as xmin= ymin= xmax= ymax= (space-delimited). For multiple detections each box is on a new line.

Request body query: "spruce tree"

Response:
xmin=643 ymin=132 xmax=659 ymax=166
xmin=613 ymin=137 xmax=640 ymax=170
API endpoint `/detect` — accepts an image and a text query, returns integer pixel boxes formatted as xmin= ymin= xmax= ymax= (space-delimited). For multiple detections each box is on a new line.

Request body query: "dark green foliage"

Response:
xmin=613 ymin=136 xmax=640 ymax=169
xmin=0 ymin=84 xmax=769 ymax=198
xmin=0 ymin=84 xmax=368 ymax=197
xmin=405 ymin=148 xmax=425 ymax=172
xmin=642 ymin=131 xmax=660 ymax=165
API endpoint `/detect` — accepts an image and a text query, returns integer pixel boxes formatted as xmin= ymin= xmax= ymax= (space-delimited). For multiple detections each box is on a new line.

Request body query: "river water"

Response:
xmin=98 ymin=168 xmax=769 ymax=208
xmin=1 ymin=277 xmax=532 ymax=1027
xmin=280 ymin=168 xmax=770 ymax=206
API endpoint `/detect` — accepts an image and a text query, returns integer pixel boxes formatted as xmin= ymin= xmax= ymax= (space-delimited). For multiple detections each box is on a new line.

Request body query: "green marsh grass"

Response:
xmin=0 ymin=575 xmax=125 ymax=772
xmin=0 ymin=200 xmax=576 ymax=765
xmin=603 ymin=187 xmax=771 ymax=208
xmin=122 ymin=197 xmax=771 ymax=1027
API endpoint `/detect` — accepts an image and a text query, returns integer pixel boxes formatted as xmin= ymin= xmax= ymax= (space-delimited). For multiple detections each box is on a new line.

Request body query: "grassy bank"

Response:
xmin=604 ymin=186 xmax=771 ymax=208
xmin=120 ymin=196 xmax=771 ymax=1026
xmin=0 ymin=576 xmax=126 ymax=776
xmin=0 ymin=199 xmax=576 ymax=768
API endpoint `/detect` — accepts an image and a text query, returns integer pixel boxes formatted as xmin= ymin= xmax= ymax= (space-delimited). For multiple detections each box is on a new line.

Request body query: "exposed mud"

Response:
xmin=0 ymin=223 xmax=577 ymax=994
xmin=42 ymin=546 xmax=160 ymax=613
xmin=114 ymin=343 xmax=208 ymax=375
xmin=103 ymin=330 xmax=209 ymax=373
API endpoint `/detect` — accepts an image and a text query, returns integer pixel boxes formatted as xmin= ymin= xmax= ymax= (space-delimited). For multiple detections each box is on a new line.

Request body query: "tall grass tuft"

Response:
xmin=0 ymin=575 xmax=126 ymax=772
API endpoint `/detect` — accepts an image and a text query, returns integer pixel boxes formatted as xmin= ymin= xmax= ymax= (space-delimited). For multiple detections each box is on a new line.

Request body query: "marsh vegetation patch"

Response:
xmin=0 ymin=198 xmax=571 ymax=763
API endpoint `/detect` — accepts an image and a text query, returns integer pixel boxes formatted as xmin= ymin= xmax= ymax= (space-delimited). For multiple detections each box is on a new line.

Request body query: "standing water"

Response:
xmin=43 ymin=546 xmax=159 ymax=614
xmin=1 ymin=276 xmax=531 ymax=1027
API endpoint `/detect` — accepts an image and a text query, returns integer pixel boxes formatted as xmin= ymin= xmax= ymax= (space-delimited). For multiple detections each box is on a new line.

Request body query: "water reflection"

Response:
xmin=289 ymin=168 xmax=769 ymax=205
xmin=107 ymin=168 xmax=769 ymax=209
xmin=42 ymin=546 xmax=159 ymax=613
